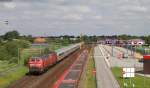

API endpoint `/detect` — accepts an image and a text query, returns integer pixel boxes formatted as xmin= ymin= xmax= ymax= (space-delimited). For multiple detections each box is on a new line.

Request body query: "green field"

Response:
xmin=0 ymin=61 xmax=17 ymax=72
xmin=0 ymin=66 xmax=27 ymax=88
xmin=112 ymin=67 xmax=150 ymax=88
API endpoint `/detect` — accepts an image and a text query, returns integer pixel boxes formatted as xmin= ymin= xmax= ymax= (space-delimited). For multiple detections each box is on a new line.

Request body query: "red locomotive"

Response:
xmin=28 ymin=52 xmax=57 ymax=73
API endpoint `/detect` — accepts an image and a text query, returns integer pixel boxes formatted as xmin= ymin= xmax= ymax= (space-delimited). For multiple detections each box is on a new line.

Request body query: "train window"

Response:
xmin=31 ymin=59 xmax=35 ymax=61
xmin=36 ymin=59 xmax=40 ymax=61
xmin=59 ymin=52 xmax=64 ymax=56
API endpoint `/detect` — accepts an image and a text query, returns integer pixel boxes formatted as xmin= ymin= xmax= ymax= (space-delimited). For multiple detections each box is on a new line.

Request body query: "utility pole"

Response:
xmin=127 ymin=44 xmax=129 ymax=55
xmin=112 ymin=44 xmax=114 ymax=56
xmin=18 ymin=48 xmax=20 ymax=65
xmin=111 ymin=39 xmax=115 ymax=57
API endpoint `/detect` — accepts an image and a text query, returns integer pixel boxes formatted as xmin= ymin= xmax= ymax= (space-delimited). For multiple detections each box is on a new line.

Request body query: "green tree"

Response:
xmin=0 ymin=46 xmax=11 ymax=60
xmin=4 ymin=30 xmax=19 ymax=40
xmin=2 ymin=40 xmax=30 ymax=60
xmin=43 ymin=48 xmax=50 ymax=54
xmin=144 ymin=36 xmax=150 ymax=45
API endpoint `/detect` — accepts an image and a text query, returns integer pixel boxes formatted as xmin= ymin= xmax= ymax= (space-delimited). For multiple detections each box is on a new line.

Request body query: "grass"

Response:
xmin=112 ymin=67 xmax=150 ymax=88
xmin=0 ymin=63 xmax=16 ymax=72
xmin=83 ymin=48 xmax=97 ymax=88
xmin=0 ymin=66 xmax=28 ymax=88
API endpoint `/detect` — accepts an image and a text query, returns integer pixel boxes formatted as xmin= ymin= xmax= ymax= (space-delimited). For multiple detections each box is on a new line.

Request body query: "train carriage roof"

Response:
xmin=56 ymin=43 xmax=80 ymax=55
xmin=31 ymin=52 xmax=56 ymax=59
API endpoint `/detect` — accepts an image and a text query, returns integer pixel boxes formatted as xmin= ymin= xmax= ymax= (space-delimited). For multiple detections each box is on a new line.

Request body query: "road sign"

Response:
xmin=117 ymin=53 xmax=122 ymax=59
xmin=122 ymin=68 xmax=135 ymax=78
xmin=93 ymin=69 xmax=96 ymax=75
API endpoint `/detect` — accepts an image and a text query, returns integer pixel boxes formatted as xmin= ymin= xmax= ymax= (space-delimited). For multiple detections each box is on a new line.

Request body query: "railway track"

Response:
xmin=54 ymin=45 xmax=91 ymax=88
xmin=8 ymin=46 xmax=87 ymax=88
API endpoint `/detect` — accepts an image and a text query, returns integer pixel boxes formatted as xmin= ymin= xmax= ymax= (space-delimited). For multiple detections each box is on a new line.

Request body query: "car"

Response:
xmin=122 ymin=53 xmax=128 ymax=58
xmin=139 ymin=58 xmax=144 ymax=63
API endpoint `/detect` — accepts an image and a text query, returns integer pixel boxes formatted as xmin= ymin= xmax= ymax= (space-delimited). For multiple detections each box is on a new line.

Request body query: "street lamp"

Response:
xmin=112 ymin=39 xmax=115 ymax=57
xmin=18 ymin=48 xmax=20 ymax=64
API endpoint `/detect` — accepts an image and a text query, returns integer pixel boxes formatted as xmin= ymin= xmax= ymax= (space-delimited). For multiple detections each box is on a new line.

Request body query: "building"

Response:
xmin=97 ymin=40 xmax=105 ymax=44
xmin=105 ymin=39 xmax=113 ymax=45
xmin=34 ymin=37 xmax=46 ymax=43
xmin=115 ymin=39 xmax=125 ymax=47
xmin=143 ymin=55 xmax=150 ymax=74
xmin=97 ymin=39 xmax=125 ymax=46
xmin=127 ymin=39 xmax=145 ymax=46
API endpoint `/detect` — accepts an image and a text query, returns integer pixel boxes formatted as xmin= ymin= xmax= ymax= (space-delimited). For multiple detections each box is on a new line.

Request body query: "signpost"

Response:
xmin=122 ymin=68 xmax=135 ymax=78
xmin=122 ymin=67 xmax=135 ymax=88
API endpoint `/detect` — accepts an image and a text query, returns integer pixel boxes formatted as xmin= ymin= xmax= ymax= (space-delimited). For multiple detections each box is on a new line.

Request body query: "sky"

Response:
xmin=0 ymin=0 xmax=150 ymax=36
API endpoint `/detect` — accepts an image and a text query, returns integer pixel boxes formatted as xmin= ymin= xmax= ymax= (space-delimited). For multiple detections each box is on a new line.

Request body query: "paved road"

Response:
xmin=115 ymin=46 xmax=132 ymax=56
xmin=94 ymin=45 xmax=120 ymax=88
xmin=102 ymin=45 xmax=143 ymax=68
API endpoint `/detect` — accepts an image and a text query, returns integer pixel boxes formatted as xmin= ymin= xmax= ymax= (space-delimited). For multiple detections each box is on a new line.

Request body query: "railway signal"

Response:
xmin=93 ymin=69 xmax=96 ymax=75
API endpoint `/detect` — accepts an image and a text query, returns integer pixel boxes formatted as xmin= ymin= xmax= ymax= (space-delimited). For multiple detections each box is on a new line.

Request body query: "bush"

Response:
xmin=3 ymin=40 xmax=30 ymax=57
xmin=0 ymin=46 xmax=11 ymax=60
xmin=3 ymin=30 xmax=19 ymax=40
xmin=0 ymin=40 xmax=30 ymax=63
xmin=43 ymin=48 xmax=50 ymax=54
xmin=24 ymin=57 xmax=29 ymax=66
xmin=4 ymin=41 xmax=19 ymax=57
xmin=8 ymin=57 xmax=18 ymax=64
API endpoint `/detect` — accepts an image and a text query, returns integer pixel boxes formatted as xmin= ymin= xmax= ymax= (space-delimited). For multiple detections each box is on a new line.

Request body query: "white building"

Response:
xmin=127 ymin=39 xmax=145 ymax=46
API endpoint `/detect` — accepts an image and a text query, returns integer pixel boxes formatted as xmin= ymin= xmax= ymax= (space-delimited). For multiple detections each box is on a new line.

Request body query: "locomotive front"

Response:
xmin=28 ymin=57 xmax=44 ymax=73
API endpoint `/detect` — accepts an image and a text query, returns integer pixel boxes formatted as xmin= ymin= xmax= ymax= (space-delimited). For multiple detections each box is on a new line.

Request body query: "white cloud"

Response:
xmin=63 ymin=14 xmax=82 ymax=21
xmin=74 ymin=5 xmax=91 ymax=13
xmin=119 ymin=5 xmax=148 ymax=12
xmin=0 ymin=0 xmax=150 ymax=36
xmin=23 ymin=11 xmax=41 ymax=15
xmin=3 ymin=2 xmax=16 ymax=9
xmin=57 ymin=5 xmax=91 ymax=13
xmin=93 ymin=15 xmax=103 ymax=20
